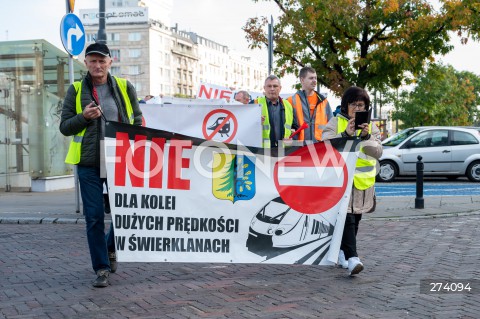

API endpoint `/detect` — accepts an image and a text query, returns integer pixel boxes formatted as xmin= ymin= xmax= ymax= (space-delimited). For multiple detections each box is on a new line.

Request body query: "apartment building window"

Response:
xmin=164 ymin=53 xmax=170 ymax=66
xmin=128 ymin=33 xmax=141 ymax=41
xmin=108 ymin=33 xmax=120 ymax=43
xmin=110 ymin=66 xmax=121 ymax=76
xmin=128 ymin=49 xmax=141 ymax=58
xmin=86 ymin=33 xmax=96 ymax=42
xmin=111 ymin=49 xmax=121 ymax=62
xmin=128 ymin=66 xmax=141 ymax=75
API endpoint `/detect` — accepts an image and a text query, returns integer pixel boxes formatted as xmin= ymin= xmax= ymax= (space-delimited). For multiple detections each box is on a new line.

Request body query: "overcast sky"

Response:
xmin=1 ymin=0 xmax=479 ymax=101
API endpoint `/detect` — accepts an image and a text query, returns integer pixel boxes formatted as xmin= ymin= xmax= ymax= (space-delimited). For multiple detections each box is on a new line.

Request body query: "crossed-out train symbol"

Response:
xmin=207 ymin=116 xmax=231 ymax=137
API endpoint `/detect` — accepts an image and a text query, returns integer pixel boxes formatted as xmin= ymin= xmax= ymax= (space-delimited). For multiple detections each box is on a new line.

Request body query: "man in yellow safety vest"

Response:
xmin=255 ymin=75 xmax=298 ymax=148
xmin=60 ymin=42 xmax=143 ymax=288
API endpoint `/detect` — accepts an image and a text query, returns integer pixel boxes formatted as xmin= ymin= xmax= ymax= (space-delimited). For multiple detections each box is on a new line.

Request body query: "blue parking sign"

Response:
xmin=60 ymin=13 xmax=85 ymax=56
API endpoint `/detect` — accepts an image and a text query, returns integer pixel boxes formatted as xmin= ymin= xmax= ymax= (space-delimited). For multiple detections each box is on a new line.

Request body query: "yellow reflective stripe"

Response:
xmin=258 ymin=96 xmax=271 ymax=148
xmin=65 ymin=81 xmax=86 ymax=165
xmin=355 ymin=166 xmax=375 ymax=173
xmin=113 ymin=76 xmax=134 ymax=124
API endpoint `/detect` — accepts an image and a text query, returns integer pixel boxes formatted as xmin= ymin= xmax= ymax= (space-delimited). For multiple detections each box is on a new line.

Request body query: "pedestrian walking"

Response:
xmin=60 ymin=42 xmax=143 ymax=287
xmin=322 ymin=86 xmax=382 ymax=276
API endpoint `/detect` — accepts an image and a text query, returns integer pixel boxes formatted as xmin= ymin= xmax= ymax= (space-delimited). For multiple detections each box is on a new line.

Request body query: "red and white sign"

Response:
xmin=202 ymin=109 xmax=238 ymax=143
xmin=140 ymin=103 xmax=261 ymax=147
xmin=273 ymin=143 xmax=348 ymax=214
xmin=197 ymin=83 xmax=233 ymax=101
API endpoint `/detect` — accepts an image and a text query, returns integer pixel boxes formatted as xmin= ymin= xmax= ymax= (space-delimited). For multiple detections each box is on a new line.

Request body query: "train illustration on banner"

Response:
xmin=246 ymin=197 xmax=334 ymax=257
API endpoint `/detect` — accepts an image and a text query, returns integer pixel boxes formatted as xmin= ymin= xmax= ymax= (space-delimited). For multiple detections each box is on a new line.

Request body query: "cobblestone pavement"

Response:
xmin=1 ymin=214 xmax=479 ymax=318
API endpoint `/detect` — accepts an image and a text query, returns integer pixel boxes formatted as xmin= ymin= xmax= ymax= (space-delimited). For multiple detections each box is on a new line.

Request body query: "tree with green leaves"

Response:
xmin=392 ymin=63 xmax=480 ymax=127
xmin=243 ymin=0 xmax=478 ymax=96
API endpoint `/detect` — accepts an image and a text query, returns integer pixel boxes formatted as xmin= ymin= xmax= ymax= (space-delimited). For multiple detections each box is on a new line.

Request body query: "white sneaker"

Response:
xmin=338 ymin=250 xmax=348 ymax=269
xmin=348 ymin=257 xmax=364 ymax=276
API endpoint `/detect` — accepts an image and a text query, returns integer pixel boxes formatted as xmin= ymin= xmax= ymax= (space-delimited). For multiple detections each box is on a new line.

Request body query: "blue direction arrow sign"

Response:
xmin=60 ymin=13 xmax=85 ymax=56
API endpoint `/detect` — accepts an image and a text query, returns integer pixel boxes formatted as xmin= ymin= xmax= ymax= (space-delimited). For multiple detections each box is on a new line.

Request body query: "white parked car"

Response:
xmin=377 ymin=126 xmax=480 ymax=182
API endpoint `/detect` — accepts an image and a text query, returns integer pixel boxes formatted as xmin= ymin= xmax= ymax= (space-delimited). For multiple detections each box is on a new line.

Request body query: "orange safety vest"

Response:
xmin=289 ymin=91 xmax=329 ymax=141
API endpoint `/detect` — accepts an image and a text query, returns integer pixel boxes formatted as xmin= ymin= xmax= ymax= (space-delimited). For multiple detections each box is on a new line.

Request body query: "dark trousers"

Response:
xmin=341 ymin=213 xmax=362 ymax=260
xmin=77 ymin=165 xmax=115 ymax=273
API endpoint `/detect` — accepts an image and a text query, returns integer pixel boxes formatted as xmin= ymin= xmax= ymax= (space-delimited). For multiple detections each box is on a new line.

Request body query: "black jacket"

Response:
xmin=59 ymin=72 xmax=143 ymax=167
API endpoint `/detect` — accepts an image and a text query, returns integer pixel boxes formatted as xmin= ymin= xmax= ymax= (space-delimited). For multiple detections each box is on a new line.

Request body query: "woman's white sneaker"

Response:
xmin=338 ymin=250 xmax=348 ymax=269
xmin=348 ymin=257 xmax=364 ymax=276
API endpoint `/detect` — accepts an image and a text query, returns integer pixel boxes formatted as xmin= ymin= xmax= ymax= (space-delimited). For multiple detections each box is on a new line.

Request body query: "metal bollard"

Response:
xmin=415 ymin=155 xmax=424 ymax=209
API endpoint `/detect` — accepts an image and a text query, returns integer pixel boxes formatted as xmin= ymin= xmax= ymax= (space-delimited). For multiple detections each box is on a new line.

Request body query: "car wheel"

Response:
xmin=466 ymin=161 xmax=480 ymax=182
xmin=377 ymin=161 xmax=398 ymax=182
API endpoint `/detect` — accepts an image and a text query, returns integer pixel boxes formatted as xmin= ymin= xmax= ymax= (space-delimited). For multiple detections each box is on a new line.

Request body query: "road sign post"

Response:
xmin=61 ymin=6 xmax=85 ymax=213
xmin=60 ymin=13 xmax=85 ymax=56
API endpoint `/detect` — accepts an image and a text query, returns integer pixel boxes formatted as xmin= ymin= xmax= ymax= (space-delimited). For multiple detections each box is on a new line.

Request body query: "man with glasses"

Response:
xmin=255 ymin=75 xmax=298 ymax=148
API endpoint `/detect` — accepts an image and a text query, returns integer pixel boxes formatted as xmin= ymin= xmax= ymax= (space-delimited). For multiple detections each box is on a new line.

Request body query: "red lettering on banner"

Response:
xmin=198 ymin=85 xmax=212 ymax=99
xmin=114 ymin=132 xmax=146 ymax=187
xmin=114 ymin=133 xmax=191 ymax=190
xmin=168 ymin=139 xmax=191 ymax=190
xmin=148 ymin=137 xmax=166 ymax=188
xmin=219 ymin=90 xmax=232 ymax=100
xmin=198 ymin=84 xmax=232 ymax=101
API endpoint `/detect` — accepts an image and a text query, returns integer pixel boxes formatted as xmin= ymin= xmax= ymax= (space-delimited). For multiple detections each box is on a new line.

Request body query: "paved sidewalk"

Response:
xmin=1 ymin=188 xmax=480 ymax=223
xmin=1 ymin=189 xmax=479 ymax=318
xmin=1 ymin=213 xmax=479 ymax=318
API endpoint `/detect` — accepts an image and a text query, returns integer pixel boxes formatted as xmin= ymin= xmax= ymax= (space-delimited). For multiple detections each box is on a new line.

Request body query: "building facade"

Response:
xmin=79 ymin=0 xmax=267 ymax=98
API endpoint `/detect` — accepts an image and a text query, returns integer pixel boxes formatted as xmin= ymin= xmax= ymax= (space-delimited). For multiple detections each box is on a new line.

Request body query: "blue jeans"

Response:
xmin=77 ymin=165 xmax=115 ymax=273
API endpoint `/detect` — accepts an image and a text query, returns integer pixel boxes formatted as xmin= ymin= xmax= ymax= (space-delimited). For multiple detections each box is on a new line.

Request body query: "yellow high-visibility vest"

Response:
xmin=337 ymin=117 xmax=376 ymax=190
xmin=257 ymin=96 xmax=293 ymax=148
xmin=65 ymin=77 xmax=133 ymax=164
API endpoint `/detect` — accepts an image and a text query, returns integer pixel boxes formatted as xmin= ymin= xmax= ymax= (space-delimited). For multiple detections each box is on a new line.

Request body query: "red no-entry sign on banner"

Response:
xmin=202 ymin=109 xmax=238 ymax=143
xmin=273 ymin=142 xmax=348 ymax=214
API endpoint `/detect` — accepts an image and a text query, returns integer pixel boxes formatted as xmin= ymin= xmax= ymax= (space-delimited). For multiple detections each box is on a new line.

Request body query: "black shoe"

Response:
xmin=92 ymin=269 xmax=110 ymax=288
xmin=108 ymin=252 xmax=117 ymax=273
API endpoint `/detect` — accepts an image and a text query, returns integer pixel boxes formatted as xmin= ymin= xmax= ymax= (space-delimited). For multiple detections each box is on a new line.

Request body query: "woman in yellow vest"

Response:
xmin=322 ymin=86 xmax=383 ymax=276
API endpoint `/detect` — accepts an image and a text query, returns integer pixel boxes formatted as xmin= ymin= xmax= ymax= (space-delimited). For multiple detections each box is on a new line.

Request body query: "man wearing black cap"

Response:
xmin=60 ymin=42 xmax=143 ymax=287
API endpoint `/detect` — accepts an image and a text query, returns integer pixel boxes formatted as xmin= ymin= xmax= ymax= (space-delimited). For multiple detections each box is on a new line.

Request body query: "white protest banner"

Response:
xmin=140 ymin=103 xmax=262 ymax=147
xmin=104 ymin=122 xmax=359 ymax=265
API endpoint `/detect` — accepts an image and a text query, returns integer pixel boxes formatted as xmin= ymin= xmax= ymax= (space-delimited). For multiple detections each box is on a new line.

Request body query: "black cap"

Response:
xmin=85 ymin=42 xmax=111 ymax=57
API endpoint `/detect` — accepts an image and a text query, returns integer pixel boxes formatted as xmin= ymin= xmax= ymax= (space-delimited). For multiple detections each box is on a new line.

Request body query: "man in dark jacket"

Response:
xmin=60 ymin=42 xmax=142 ymax=287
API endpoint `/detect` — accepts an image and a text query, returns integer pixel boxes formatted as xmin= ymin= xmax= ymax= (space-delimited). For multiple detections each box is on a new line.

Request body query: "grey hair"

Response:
xmin=264 ymin=75 xmax=281 ymax=85
xmin=236 ymin=90 xmax=249 ymax=98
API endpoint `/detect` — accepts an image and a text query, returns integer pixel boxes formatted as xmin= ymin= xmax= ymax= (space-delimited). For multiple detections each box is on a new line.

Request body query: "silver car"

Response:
xmin=377 ymin=126 xmax=480 ymax=182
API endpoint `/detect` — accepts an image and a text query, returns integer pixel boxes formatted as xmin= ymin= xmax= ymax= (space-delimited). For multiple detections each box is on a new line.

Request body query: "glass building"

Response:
xmin=0 ymin=40 xmax=85 ymax=191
